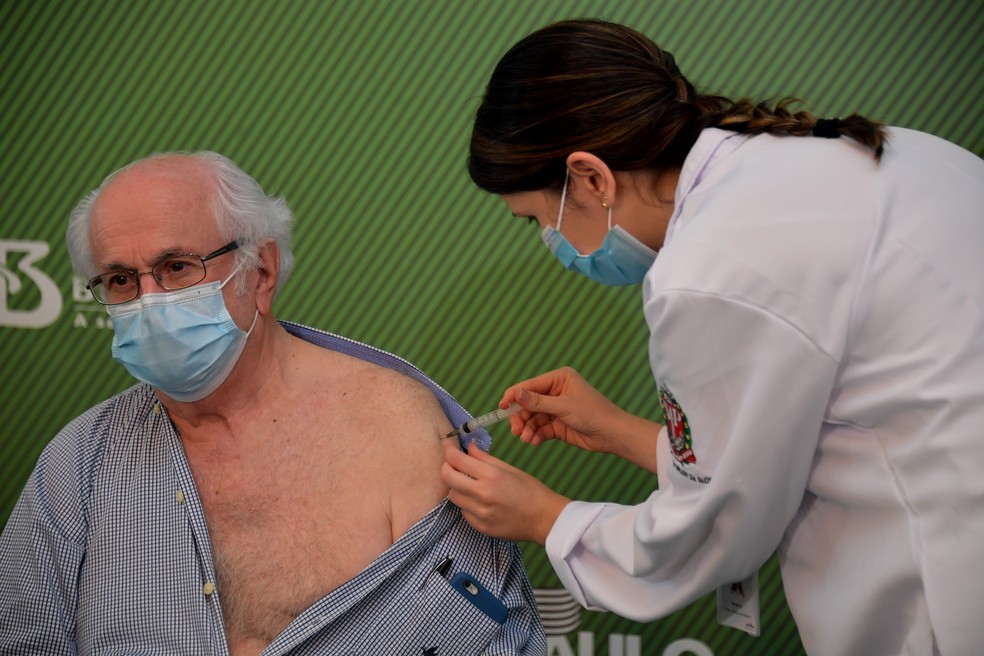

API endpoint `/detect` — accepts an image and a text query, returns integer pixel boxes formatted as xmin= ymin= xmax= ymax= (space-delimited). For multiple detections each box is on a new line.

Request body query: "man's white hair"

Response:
xmin=66 ymin=151 xmax=295 ymax=296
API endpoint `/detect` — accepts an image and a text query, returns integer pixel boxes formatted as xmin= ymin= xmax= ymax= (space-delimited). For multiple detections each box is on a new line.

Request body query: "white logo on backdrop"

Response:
xmin=0 ymin=240 xmax=63 ymax=328
xmin=71 ymin=274 xmax=113 ymax=330
xmin=533 ymin=588 xmax=714 ymax=656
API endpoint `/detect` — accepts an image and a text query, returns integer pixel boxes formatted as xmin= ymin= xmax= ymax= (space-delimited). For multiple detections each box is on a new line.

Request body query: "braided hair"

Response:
xmin=469 ymin=19 xmax=886 ymax=196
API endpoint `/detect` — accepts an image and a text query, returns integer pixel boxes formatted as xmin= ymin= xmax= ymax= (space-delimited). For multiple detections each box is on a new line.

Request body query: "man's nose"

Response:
xmin=135 ymin=270 xmax=167 ymax=295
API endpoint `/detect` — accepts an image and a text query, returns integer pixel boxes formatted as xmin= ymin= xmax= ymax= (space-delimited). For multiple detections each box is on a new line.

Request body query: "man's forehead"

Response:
xmin=102 ymin=157 xmax=213 ymax=201
xmin=92 ymin=161 xmax=217 ymax=230
xmin=88 ymin=158 xmax=221 ymax=264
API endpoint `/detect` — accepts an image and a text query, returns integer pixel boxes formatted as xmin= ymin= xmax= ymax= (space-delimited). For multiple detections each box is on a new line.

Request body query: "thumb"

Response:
xmin=516 ymin=387 xmax=565 ymax=416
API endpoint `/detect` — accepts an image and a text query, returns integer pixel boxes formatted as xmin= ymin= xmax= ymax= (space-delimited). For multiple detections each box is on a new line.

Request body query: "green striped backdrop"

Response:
xmin=2 ymin=1 xmax=981 ymax=653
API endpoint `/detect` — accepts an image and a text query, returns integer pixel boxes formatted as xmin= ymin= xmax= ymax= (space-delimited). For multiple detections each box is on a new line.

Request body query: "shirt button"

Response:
xmin=176 ymin=490 xmax=185 ymax=504
xmin=153 ymin=402 xmax=161 ymax=415
xmin=203 ymin=581 xmax=216 ymax=596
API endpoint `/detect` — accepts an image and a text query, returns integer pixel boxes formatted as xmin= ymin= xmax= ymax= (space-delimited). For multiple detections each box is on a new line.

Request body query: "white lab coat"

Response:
xmin=545 ymin=127 xmax=984 ymax=655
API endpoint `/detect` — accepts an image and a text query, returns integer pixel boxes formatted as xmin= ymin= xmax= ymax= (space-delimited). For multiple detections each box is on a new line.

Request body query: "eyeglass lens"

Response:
xmin=90 ymin=255 xmax=208 ymax=305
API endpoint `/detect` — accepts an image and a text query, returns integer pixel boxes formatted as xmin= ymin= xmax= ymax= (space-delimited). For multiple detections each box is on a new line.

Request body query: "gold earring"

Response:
xmin=600 ymin=193 xmax=609 ymax=209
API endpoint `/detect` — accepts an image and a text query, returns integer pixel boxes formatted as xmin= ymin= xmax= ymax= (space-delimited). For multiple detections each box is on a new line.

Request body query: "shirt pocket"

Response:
xmin=415 ymin=575 xmax=503 ymax=648
xmin=351 ymin=573 xmax=503 ymax=655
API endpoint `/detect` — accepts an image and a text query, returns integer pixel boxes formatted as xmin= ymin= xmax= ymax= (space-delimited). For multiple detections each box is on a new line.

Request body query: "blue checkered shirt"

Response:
xmin=0 ymin=323 xmax=546 ymax=655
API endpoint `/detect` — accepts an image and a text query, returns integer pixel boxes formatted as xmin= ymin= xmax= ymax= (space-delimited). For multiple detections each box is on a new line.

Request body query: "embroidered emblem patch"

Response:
xmin=659 ymin=385 xmax=696 ymax=464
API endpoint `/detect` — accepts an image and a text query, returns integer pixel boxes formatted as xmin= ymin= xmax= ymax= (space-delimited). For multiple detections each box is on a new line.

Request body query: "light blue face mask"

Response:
xmin=107 ymin=269 xmax=257 ymax=402
xmin=541 ymin=172 xmax=658 ymax=286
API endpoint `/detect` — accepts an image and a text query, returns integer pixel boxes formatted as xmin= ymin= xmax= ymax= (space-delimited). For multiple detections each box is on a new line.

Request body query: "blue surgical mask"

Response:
xmin=107 ymin=270 xmax=257 ymax=402
xmin=541 ymin=172 xmax=658 ymax=286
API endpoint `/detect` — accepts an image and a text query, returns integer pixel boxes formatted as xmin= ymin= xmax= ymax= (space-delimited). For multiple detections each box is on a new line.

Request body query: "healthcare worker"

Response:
xmin=441 ymin=18 xmax=984 ymax=656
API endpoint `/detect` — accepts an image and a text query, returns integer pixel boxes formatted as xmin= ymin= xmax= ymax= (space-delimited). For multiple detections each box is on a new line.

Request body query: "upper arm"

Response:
xmin=364 ymin=370 xmax=452 ymax=538
xmin=545 ymin=289 xmax=840 ymax=621
xmin=1 ymin=443 xmax=86 ymax=653
xmin=644 ymin=288 xmax=837 ymax=575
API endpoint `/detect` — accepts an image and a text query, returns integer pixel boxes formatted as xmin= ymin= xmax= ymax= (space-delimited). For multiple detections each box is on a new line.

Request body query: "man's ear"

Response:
xmin=565 ymin=151 xmax=617 ymax=207
xmin=255 ymin=241 xmax=280 ymax=315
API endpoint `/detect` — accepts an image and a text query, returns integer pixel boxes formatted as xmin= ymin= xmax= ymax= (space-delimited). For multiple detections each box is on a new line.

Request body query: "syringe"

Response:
xmin=443 ymin=403 xmax=521 ymax=440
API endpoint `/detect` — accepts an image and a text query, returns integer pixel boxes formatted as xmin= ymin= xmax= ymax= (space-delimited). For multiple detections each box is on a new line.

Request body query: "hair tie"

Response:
xmin=813 ymin=118 xmax=842 ymax=139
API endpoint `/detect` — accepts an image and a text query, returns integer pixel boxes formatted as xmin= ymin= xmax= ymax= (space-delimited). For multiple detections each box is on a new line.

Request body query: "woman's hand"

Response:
xmin=502 ymin=367 xmax=620 ymax=451
xmin=441 ymin=441 xmax=570 ymax=545
xmin=502 ymin=366 xmax=662 ymax=473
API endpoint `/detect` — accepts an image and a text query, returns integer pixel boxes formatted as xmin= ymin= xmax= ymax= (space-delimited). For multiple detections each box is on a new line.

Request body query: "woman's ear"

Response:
xmin=566 ymin=151 xmax=617 ymax=207
xmin=254 ymin=241 xmax=280 ymax=315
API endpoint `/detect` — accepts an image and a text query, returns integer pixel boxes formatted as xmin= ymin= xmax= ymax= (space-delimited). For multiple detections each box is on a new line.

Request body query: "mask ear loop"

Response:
xmin=217 ymin=260 xmax=260 ymax=336
xmin=244 ymin=309 xmax=259 ymax=336
xmin=218 ymin=264 xmax=242 ymax=290
xmin=557 ymin=171 xmax=612 ymax=233
xmin=556 ymin=171 xmax=570 ymax=232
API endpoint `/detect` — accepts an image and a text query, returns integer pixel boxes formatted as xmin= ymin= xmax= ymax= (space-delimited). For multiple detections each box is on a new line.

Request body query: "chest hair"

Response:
xmin=191 ymin=423 xmax=393 ymax=644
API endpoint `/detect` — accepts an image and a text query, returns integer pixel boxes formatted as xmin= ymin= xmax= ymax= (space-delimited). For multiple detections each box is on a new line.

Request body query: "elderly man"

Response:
xmin=0 ymin=152 xmax=545 ymax=655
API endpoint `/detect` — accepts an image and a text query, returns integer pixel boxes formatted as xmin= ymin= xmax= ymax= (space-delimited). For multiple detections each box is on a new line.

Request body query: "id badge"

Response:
xmin=716 ymin=569 xmax=761 ymax=636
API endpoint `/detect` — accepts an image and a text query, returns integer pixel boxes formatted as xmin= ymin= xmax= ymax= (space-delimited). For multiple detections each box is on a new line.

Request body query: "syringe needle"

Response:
xmin=443 ymin=403 xmax=521 ymax=440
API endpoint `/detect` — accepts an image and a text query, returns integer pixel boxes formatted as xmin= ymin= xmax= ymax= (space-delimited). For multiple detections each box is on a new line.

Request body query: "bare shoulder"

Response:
xmin=291 ymin=338 xmax=449 ymax=432
xmin=294 ymin=340 xmax=451 ymax=535
xmin=350 ymin=362 xmax=452 ymax=536
xmin=350 ymin=362 xmax=451 ymax=438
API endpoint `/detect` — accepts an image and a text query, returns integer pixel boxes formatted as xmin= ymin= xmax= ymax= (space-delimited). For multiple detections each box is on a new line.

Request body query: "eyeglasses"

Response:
xmin=86 ymin=241 xmax=240 ymax=305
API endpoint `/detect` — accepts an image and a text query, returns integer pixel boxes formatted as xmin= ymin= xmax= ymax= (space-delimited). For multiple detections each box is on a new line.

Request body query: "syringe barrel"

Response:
xmin=464 ymin=403 xmax=520 ymax=432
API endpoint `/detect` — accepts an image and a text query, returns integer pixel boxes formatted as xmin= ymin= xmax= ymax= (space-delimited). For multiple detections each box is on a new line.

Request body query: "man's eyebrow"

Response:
xmin=98 ymin=247 xmax=193 ymax=272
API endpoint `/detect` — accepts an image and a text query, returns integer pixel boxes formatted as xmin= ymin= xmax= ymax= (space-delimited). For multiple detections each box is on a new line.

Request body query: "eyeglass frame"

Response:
xmin=85 ymin=240 xmax=240 ymax=305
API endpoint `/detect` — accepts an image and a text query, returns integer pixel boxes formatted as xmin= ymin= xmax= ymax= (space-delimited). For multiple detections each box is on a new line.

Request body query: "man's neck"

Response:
xmin=159 ymin=319 xmax=295 ymax=434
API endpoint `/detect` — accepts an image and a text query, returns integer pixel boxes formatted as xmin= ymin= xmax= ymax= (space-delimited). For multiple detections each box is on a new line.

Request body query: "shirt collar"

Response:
xmin=665 ymin=128 xmax=748 ymax=243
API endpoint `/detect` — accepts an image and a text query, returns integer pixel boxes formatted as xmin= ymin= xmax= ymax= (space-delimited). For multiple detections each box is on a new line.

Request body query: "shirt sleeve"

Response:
xmin=545 ymin=289 xmax=838 ymax=621
xmin=484 ymin=542 xmax=547 ymax=655
xmin=0 ymin=432 xmax=88 ymax=655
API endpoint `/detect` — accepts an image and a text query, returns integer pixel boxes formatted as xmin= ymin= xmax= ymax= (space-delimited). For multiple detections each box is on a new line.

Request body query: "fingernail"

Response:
xmin=518 ymin=389 xmax=530 ymax=403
